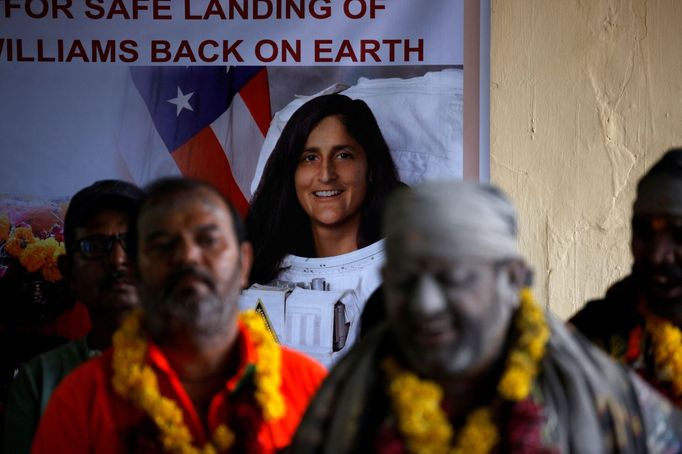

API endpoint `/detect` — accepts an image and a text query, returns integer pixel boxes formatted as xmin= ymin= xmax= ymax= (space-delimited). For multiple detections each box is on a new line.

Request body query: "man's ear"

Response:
xmin=506 ymin=259 xmax=532 ymax=290
xmin=239 ymin=241 xmax=254 ymax=290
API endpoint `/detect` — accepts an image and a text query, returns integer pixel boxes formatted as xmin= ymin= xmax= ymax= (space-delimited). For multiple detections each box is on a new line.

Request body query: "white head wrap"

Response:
xmin=383 ymin=180 xmax=520 ymax=262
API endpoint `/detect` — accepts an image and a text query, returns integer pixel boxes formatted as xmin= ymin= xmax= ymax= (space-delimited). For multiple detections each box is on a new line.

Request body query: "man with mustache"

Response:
xmin=31 ymin=177 xmax=326 ymax=453
xmin=572 ymin=148 xmax=682 ymax=405
xmin=292 ymin=181 xmax=680 ymax=453
xmin=3 ymin=180 xmax=144 ymax=454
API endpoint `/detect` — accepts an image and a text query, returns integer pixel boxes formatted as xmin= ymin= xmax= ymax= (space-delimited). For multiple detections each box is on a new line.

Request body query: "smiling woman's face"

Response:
xmin=294 ymin=115 xmax=368 ymax=232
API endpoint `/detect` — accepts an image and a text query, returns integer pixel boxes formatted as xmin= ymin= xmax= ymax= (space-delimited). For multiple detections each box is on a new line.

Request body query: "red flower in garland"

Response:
xmin=374 ymin=422 xmax=407 ymax=454
xmin=226 ymin=377 xmax=265 ymax=454
xmin=626 ymin=326 xmax=644 ymax=363
xmin=503 ymin=398 xmax=558 ymax=454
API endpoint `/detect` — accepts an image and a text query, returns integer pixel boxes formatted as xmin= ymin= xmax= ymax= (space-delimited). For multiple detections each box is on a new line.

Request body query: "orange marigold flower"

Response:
xmin=42 ymin=262 xmax=62 ymax=282
xmin=5 ymin=226 xmax=35 ymax=257
xmin=19 ymin=240 xmax=51 ymax=273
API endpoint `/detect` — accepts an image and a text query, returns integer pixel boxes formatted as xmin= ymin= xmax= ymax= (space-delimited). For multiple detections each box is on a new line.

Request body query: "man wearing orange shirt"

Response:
xmin=32 ymin=177 xmax=327 ymax=453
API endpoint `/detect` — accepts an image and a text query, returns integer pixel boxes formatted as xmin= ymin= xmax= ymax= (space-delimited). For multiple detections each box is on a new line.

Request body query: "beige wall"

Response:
xmin=490 ymin=0 xmax=682 ymax=318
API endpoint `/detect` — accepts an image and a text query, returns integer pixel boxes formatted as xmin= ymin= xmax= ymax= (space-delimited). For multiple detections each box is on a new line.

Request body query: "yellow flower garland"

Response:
xmin=111 ymin=309 xmax=285 ymax=453
xmin=645 ymin=314 xmax=682 ymax=397
xmin=383 ymin=288 xmax=549 ymax=454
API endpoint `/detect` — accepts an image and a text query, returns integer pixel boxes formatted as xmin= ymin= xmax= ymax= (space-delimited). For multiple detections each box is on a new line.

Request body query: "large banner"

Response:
xmin=0 ymin=0 xmax=468 ymax=202
xmin=0 ymin=0 xmax=487 ymax=381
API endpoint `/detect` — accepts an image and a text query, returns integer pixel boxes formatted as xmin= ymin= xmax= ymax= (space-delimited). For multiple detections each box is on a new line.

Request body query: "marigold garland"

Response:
xmin=112 ymin=309 xmax=285 ymax=453
xmin=2 ymin=221 xmax=65 ymax=282
xmin=383 ymin=287 xmax=549 ymax=454
xmin=644 ymin=314 xmax=682 ymax=398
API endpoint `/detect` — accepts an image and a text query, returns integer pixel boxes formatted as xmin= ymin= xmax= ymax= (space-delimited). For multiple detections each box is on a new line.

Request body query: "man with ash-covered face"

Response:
xmin=32 ymin=178 xmax=326 ymax=453
xmin=572 ymin=148 xmax=682 ymax=406
xmin=4 ymin=179 xmax=143 ymax=454
xmin=291 ymin=180 xmax=681 ymax=453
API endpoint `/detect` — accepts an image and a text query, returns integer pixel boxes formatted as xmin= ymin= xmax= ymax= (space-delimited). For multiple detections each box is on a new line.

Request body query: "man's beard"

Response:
xmin=143 ymin=266 xmax=238 ymax=345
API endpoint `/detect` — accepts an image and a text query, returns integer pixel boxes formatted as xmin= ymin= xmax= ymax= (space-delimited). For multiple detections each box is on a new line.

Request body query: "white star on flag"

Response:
xmin=167 ymin=87 xmax=194 ymax=116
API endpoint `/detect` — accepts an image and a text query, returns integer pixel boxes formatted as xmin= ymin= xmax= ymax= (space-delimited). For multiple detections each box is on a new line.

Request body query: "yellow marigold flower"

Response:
xmin=527 ymin=336 xmax=548 ymax=359
xmin=454 ymin=409 xmax=498 ymax=454
xmin=499 ymin=366 xmax=532 ymax=401
xmin=647 ymin=315 xmax=682 ymax=396
xmin=212 ymin=424 xmax=235 ymax=451
xmin=0 ymin=213 xmax=9 ymax=241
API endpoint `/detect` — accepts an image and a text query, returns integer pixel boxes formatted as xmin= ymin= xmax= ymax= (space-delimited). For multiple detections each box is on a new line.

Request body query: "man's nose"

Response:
xmin=172 ymin=237 xmax=202 ymax=266
xmin=648 ymin=235 xmax=678 ymax=266
xmin=408 ymin=274 xmax=447 ymax=317
xmin=107 ymin=237 xmax=129 ymax=269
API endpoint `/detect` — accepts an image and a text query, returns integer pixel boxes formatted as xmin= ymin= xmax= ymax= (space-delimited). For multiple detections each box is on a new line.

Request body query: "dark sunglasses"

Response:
xmin=72 ymin=233 xmax=130 ymax=260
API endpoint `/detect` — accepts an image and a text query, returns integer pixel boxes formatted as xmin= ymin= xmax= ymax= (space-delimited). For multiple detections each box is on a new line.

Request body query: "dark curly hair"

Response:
xmin=247 ymin=94 xmax=402 ymax=284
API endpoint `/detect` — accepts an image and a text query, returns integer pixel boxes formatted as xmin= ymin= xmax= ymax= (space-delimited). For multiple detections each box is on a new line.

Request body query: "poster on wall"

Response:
xmin=0 ymin=0 xmax=488 ymax=363
xmin=0 ymin=0 xmax=482 ymax=199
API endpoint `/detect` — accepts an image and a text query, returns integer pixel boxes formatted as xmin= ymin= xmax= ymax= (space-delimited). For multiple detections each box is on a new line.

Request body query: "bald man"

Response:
xmin=291 ymin=181 xmax=681 ymax=453
xmin=572 ymin=148 xmax=682 ymax=406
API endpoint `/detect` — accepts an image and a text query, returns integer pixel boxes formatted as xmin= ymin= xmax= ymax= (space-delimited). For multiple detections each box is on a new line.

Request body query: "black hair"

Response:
xmin=63 ymin=180 xmax=145 ymax=258
xmin=637 ymin=147 xmax=682 ymax=188
xmin=632 ymin=147 xmax=682 ymax=224
xmin=247 ymin=94 xmax=402 ymax=284
xmin=129 ymin=177 xmax=247 ymax=258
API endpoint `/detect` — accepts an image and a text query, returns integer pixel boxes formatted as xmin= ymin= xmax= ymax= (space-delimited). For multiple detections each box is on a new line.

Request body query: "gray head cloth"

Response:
xmin=633 ymin=148 xmax=682 ymax=217
xmin=383 ymin=180 xmax=520 ymax=261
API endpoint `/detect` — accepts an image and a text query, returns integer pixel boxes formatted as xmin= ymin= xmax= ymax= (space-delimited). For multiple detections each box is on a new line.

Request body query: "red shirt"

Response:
xmin=32 ymin=322 xmax=327 ymax=453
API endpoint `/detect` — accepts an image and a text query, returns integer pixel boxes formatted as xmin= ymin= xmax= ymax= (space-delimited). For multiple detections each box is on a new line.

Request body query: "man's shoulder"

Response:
xmin=279 ymin=345 xmax=327 ymax=379
xmin=49 ymin=348 xmax=111 ymax=399
xmin=18 ymin=337 xmax=90 ymax=387
xmin=569 ymin=276 xmax=640 ymax=339
xmin=544 ymin=317 xmax=642 ymax=406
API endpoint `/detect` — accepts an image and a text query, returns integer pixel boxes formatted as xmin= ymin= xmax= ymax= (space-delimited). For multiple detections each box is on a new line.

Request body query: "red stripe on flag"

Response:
xmin=238 ymin=68 xmax=272 ymax=136
xmin=171 ymin=126 xmax=249 ymax=216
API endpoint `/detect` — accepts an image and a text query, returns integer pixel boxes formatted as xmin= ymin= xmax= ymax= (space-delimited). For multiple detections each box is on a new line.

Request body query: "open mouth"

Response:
xmin=414 ymin=330 xmax=455 ymax=347
xmin=411 ymin=319 xmax=457 ymax=347
xmin=650 ymin=274 xmax=682 ymax=291
xmin=644 ymin=271 xmax=682 ymax=300
xmin=313 ymin=190 xmax=342 ymax=198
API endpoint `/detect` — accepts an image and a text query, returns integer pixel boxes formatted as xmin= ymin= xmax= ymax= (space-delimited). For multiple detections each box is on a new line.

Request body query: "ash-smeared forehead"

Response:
xmin=383 ymin=181 xmax=519 ymax=262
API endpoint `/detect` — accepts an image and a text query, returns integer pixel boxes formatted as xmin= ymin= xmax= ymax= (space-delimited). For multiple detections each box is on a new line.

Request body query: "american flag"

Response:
xmin=122 ymin=66 xmax=271 ymax=215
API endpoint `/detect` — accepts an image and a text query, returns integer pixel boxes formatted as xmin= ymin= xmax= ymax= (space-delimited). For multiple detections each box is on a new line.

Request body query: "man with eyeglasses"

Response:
xmin=3 ymin=179 xmax=144 ymax=454
xmin=31 ymin=177 xmax=326 ymax=453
